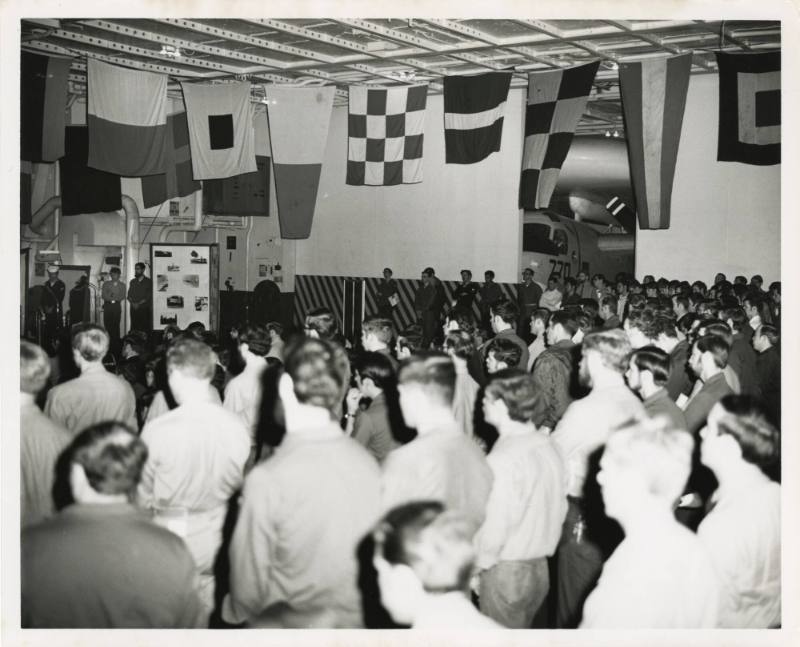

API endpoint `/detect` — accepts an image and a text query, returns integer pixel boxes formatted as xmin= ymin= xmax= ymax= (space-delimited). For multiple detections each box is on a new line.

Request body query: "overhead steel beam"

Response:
xmin=693 ymin=19 xmax=753 ymax=51
xmin=603 ymin=20 xmax=714 ymax=71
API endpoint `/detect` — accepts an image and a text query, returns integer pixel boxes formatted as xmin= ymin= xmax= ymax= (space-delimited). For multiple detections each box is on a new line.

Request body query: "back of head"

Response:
xmin=486 ymin=336 xmax=522 ymax=369
xmin=68 ymin=421 xmax=148 ymax=499
xmin=72 ymin=324 xmax=110 ymax=362
xmin=601 ymin=295 xmax=618 ymax=314
xmin=631 ymin=346 xmax=671 ymax=386
xmin=490 ymin=299 xmax=519 ymax=325
xmin=701 ymin=320 xmax=733 ymax=346
xmin=374 ymin=501 xmax=478 ymax=593
xmin=716 ymin=395 xmax=780 ymax=469
xmin=583 ymin=329 xmax=632 ymax=374
xmin=485 ymin=369 xmax=540 ymax=423
xmin=20 ymin=340 xmax=51 ymax=394
xmin=445 ymin=307 xmax=476 ymax=334
xmin=398 ymin=352 xmax=456 ymax=407
xmin=184 ymin=320 xmax=207 ymax=340
xmin=443 ymin=329 xmax=475 ymax=360
xmin=605 ymin=419 xmax=694 ymax=503
xmin=166 ymin=337 xmax=217 ymax=380
xmin=354 ymin=351 xmax=395 ymax=391
xmin=532 ymin=307 xmax=551 ymax=326
xmin=695 ymin=334 xmax=730 ymax=369
xmin=757 ymin=324 xmax=780 ymax=346
xmin=305 ymin=307 xmax=338 ymax=340
xmin=580 ymin=298 xmax=599 ymax=318
xmin=122 ymin=333 xmax=146 ymax=356
xmin=397 ymin=326 xmax=424 ymax=355
xmin=237 ymin=323 xmax=271 ymax=356
xmin=362 ymin=316 xmax=395 ymax=345
xmin=550 ymin=309 xmax=578 ymax=337
xmin=651 ymin=315 xmax=678 ymax=340
xmin=284 ymin=336 xmax=347 ymax=415
xmin=723 ymin=307 xmax=747 ymax=333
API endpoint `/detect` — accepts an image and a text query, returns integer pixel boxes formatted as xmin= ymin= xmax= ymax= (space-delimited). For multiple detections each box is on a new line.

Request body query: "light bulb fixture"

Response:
xmin=160 ymin=44 xmax=182 ymax=58
xmin=605 ymin=130 xmax=611 ymax=137
xmin=613 ymin=130 xmax=619 ymax=138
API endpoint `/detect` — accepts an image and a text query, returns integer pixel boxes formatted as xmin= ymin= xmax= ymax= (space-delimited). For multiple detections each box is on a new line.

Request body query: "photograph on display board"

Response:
xmin=153 ymin=249 xmax=172 ymax=258
xmin=166 ymin=295 xmax=184 ymax=309
xmin=195 ymin=296 xmax=209 ymax=311
xmin=160 ymin=314 xmax=177 ymax=326
xmin=183 ymin=274 xmax=200 ymax=288
xmin=157 ymin=275 xmax=168 ymax=291
xmin=189 ymin=249 xmax=207 ymax=264
xmin=167 ymin=263 xmax=181 ymax=272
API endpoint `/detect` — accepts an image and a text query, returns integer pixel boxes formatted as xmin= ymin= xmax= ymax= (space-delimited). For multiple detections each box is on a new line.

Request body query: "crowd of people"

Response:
xmin=19 ymin=268 xmax=782 ymax=630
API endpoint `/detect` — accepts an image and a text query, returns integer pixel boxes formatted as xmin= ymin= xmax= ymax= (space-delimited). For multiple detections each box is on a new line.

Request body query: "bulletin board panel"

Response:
xmin=150 ymin=243 xmax=219 ymax=331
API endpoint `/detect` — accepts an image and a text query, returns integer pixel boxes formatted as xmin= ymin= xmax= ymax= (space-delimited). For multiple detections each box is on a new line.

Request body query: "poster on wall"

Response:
xmin=150 ymin=243 xmax=219 ymax=331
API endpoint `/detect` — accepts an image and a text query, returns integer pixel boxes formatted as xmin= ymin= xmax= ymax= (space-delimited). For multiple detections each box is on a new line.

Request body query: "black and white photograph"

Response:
xmin=8 ymin=2 xmax=797 ymax=646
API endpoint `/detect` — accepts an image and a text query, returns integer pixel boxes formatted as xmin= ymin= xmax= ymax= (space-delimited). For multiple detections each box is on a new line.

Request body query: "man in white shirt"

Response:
xmin=138 ymin=338 xmax=250 ymax=615
xmin=224 ymin=337 xmax=380 ymax=627
xmin=475 ymin=370 xmax=567 ymax=627
xmin=443 ymin=330 xmax=480 ymax=441
xmin=697 ymin=396 xmax=781 ymax=627
xmin=551 ymin=329 xmax=645 ymax=627
xmin=45 ymin=324 xmax=137 ymax=434
xmin=373 ymin=501 xmax=501 ymax=629
xmin=381 ymin=353 xmax=493 ymax=527
xmin=361 ymin=316 xmax=398 ymax=370
xmin=224 ymin=324 xmax=271 ymax=468
xmin=580 ymin=419 xmax=720 ymax=628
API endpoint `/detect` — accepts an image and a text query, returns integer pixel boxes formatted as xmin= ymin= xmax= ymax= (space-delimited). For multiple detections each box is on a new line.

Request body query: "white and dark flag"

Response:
xmin=443 ymin=72 xmax=512 ymax=164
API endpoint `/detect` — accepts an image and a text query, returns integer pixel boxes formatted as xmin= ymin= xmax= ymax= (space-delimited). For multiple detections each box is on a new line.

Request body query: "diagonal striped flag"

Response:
xmin=619 ymin=53 xmax=692 ymax=230
xmin=265 ymin=86 xmax=335 ymax=239
xmin=444 ymin=72 xmax=512 ymax=164
xmin=715 ymin=51 xmax=780 ymax=166
xmin=520 ymin=61 xmax=600 ymax=209
xmin=20 ymin=52 xmax=72 ymax=162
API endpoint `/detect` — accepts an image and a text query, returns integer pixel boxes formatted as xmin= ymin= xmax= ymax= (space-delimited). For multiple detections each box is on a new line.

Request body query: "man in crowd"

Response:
xmin=345 ymin=351 xmax=400 ymax=464
xmin=478 ymin=270 xmax=503 ymax=333
xmin=723 ymin=308 xmax=760 ymax=396
xmin=22 ymin=421 xmax=206 ymax=628
xmin=139 ymin=338 xmax=251 ymax=614
xmin=573 ymin=270 xmax=594 ymax=300
xmin=102 ymin=266 xmax=127 ymax=355
xmin=224 ymin=337 xmax=380 ymax=627
xmin=539 ymin=276 xmax=563 ymax=312
xmin=580 ymin=421 xmax=720 ymax=628
xmin=486 ymin=299 xmax=529 ymax=371
xmin=376 ymin=267 xmax=398 ymax=320
xmin=531 ymin=310 xmax=578 ymax=434
xmin=753 ymin=324 xmax=781 ymax=424
xmin=415 ymin=268 xmax=445 ymax=350
xmin=475 ymin=370 xmax=566 ymax=628
xmin=698 ymin=396 xmax=781 ymax=628
xmin=684 ymin=335 xmax=734 ymax=434
xmin=626 ymin=346 xmax=686 ymax=431
xmin=381 ymin=353 xmax=492 ymax=526
xmin=552 ymin=329 xmax=645 ymax=627
xmin=20 ymin=340 xmax=71 ymax=527
xmin=45 ymin=324 xmax=137 ymax=434
xmin=41 ymin=265 xmax=66 ymax=352
xmin=224 ymin=324 xmax=271 ymax=468
xmin=599 ymin=296 xmax=620 ymax=330
xmin=443 ymin=330 xmax=481 ymax=441
xmin=485 ymin=336 xmax=523 ymax=374
xmin=517 ymin=268 xmax=542 ymax=341
xmin=265 ymin=322 xmax=285 ymax=362
xmin=373 ymin=501 xmax=500 ymax=629
xmin=127 ymin=262 xmax=153 ymax=332
xmin=526 ymin=308 xmax=551 ymax=370
xmin=361 ymin=315 xmax=398 ymax=370
xmin=453 ymin=269 xmax=479 ymax=311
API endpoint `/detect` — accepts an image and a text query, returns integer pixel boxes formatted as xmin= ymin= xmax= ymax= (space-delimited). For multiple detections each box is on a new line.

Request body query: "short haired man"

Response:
xmin=485 ymin=299 xmax=529 ymax=370
xmin=672 ymin=295 xmax=690 ymax=320
xmin=591 ymin=274 xmax=611 ymax=304
xmin=478 ymin=270 xmax=503 ymax=332
xmin=395 ymin=327 xmax=423 ymax=360
xmin=562 ymin=276 xmax=581 ymax=306
xmin=580 ymin=421 xmax=720 ymax=628
xmin=531 ymin=310 xmax=579 ymax=433
xmin=361 ymin=315 xmax=398 ymax=370
xmin=224 ymin=324 xmax=272 ymax=466
xmin=753 ymin=324 xmax=780 ymax=425
xmin=723 ymin=307 xmax=761 ymax=396
xmin=684 ymin=335 xmax=734 ymax=434
xmin=599 ymin=296 xmax=620 ymax=330
xmin=345 ymin=351 xmax=401 ymax=463
xmin=443 ymin=330 xmax=481 ymax=441
xmin=373 ymin=501 xmax=500 ymax=628
xmin=517 ymin=268 xmax=543 ymax=340
xmin=102 ymin=266 xmax=127 ymax=354
xmin=539 ymin=276 xmax=563 ymax=312
xmin=648 ymin=315 xmax=693 ymax=403
xmin=127 ymin=262 xmax=153 ymax=332
xmin=475 ymin=371 xmax=567 ymax=627
xmin=574 ymin=270 xmax=594 ymax=300
xmin=304 ymin=307 xmax=338 ymax=340
xmin=265 ymin=321 xmax=285 ymax=362
xmin=20 ymin=340 xmax=71 ymax=527
xmin=626 ymin=346 xmax=686 ymax=431
xmin=697 ymin=396 xmax=781 ymax=627
xmin=41 ymin=265 xmax=66 ymax=352
xmin=742 ymin=293 xmax=764 ymax=331
xmin=414 ymin=269 xmax=446 ymax=350
xmin=45 ymin=324 xmax=137 ymax=434
xmin=381 ymin=354 xmax=492 ymax=526
xmin=526 ymin=308 xmax=551 ymax=370
xmin=485 ymin=336 xmax=523 ymax=374
xmin=139 ymin=338 xmax=251 ymax=614
xmin=22 ymin=422 xmax=206 ymax=628
xmin=224 ymin=338 xmax=381 ymax=627
xmin=376 ymin=267 xmax=398 ymax=320
xmin=453 ymin=269 xmax=479 ymax=311
xmin=551 ymin=329 xmax=646 ymax=627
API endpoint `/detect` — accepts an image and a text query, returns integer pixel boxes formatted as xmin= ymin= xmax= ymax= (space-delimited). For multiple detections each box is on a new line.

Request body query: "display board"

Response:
xmin=150 ymin=243 xmax=219 ymax=331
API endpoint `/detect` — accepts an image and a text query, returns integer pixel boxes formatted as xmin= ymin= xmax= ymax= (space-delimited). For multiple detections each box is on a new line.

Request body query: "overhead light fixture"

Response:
xmin=605 ymin=130 xmax=611 ymax=137
xmin=613 ymin=130 xmax=619 ymax=138
xmin=160 ymin=44 xmax=182 ymax=58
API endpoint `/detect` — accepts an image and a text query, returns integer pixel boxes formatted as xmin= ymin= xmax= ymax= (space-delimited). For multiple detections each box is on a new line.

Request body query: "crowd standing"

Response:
xmin=19 ymin=268 xmax=781 ymax=630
